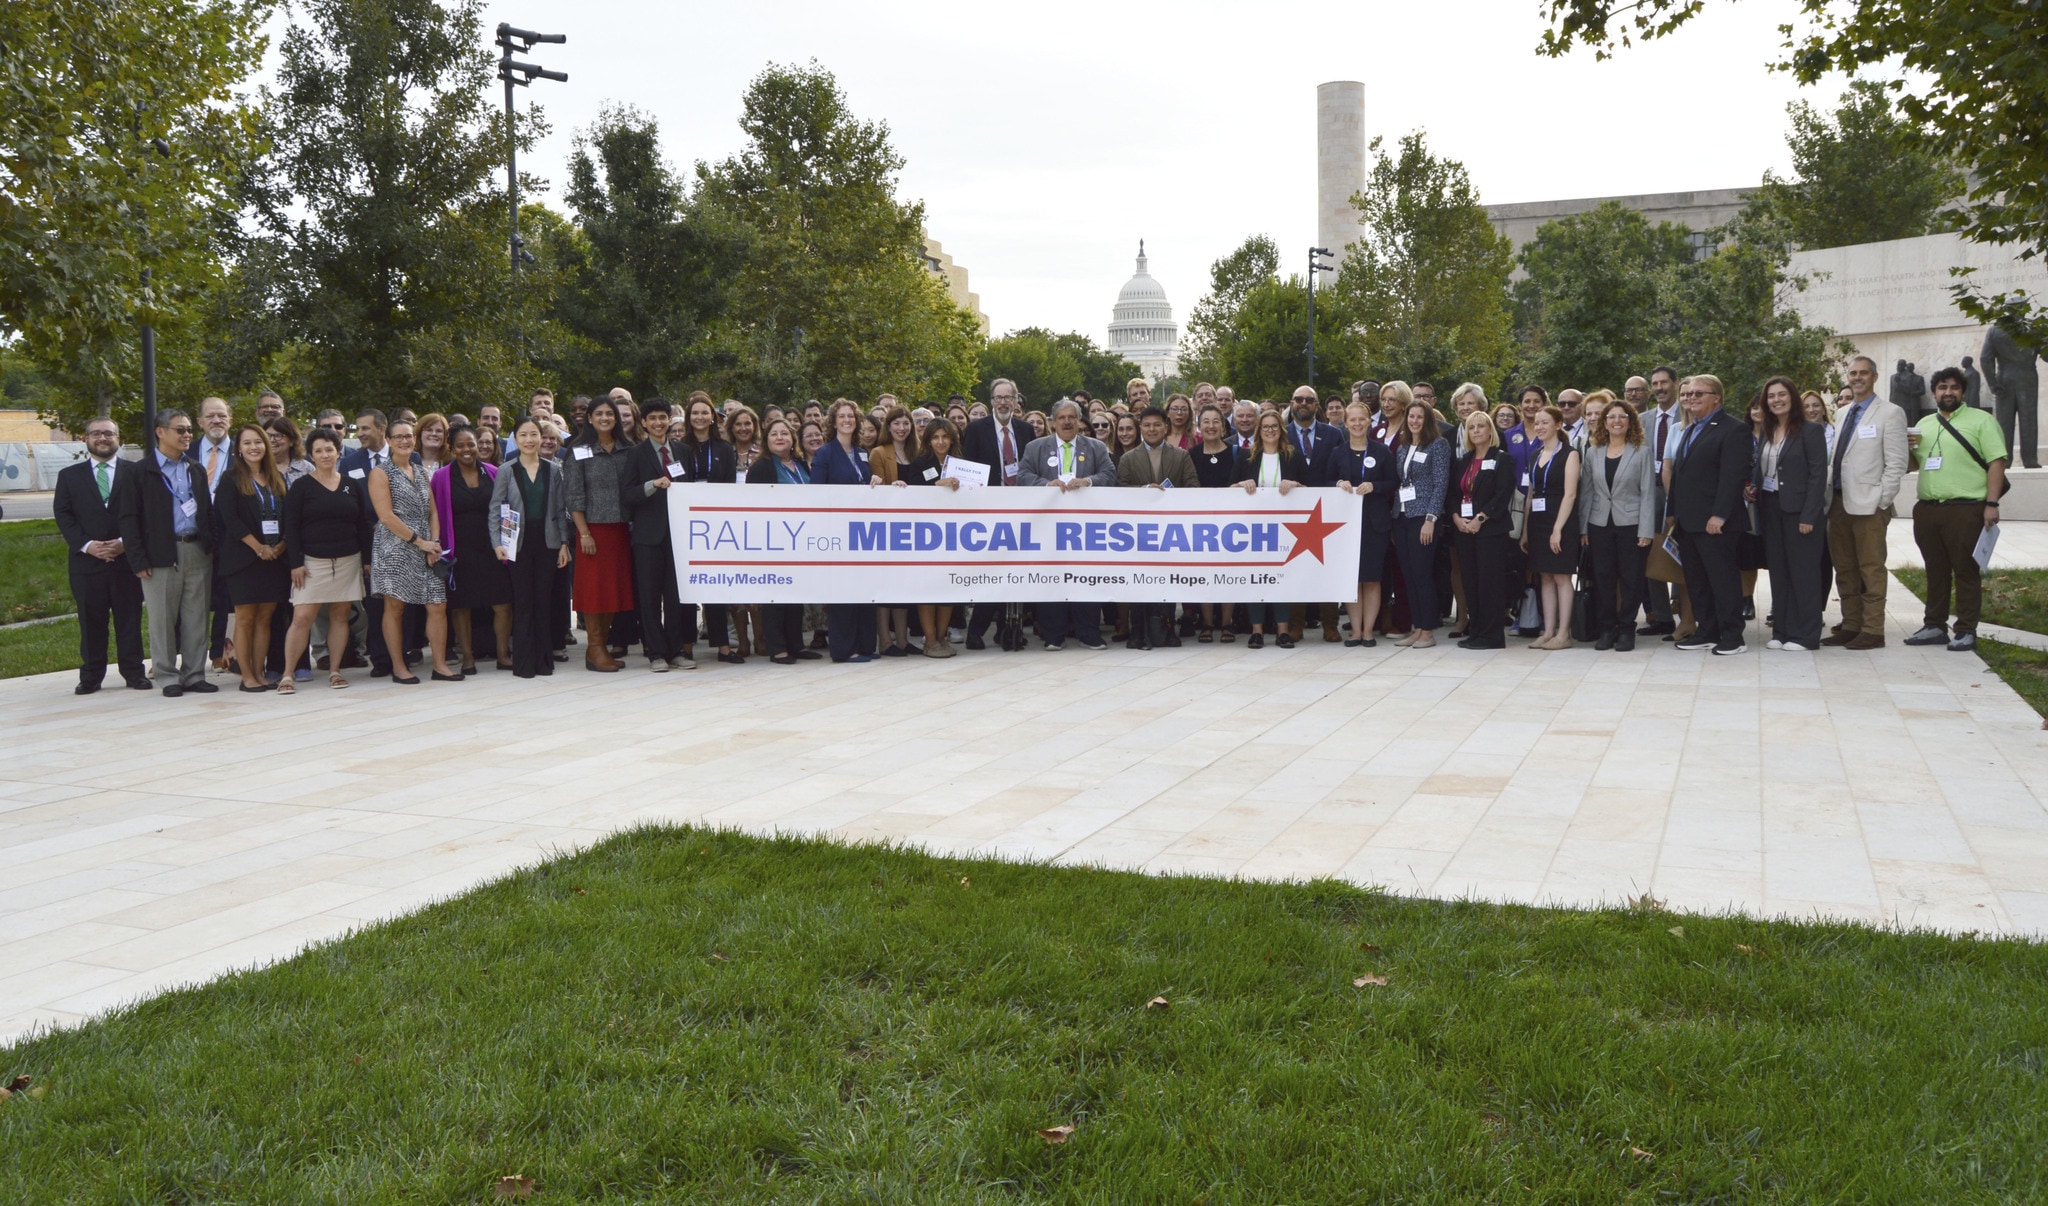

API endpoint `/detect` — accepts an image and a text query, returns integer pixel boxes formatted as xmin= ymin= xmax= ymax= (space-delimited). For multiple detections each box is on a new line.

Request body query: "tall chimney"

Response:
xmin=1317 ymin=81 xmax=1366 ymax=268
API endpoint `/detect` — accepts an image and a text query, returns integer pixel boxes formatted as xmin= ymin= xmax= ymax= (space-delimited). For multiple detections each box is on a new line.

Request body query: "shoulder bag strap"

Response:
xmin=1933 ymin=412 xmax=2009 ymax=499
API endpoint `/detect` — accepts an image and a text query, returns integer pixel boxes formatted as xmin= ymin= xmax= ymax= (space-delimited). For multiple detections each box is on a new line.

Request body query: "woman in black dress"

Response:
xmin=894 ymin=417 xmax=964 ymax=658
xmin=1329 ymin=401 xmax=1399 ymax=647
xmin=1191 ymin=405 xmax=1240 ymax=642
xmin=1519 ymin=404 xmax=1581 ymax=649
xmin=436 ymin=428 xmax=514 ymax=673
xmin=217 ymin=424 xmax=292 ymax=692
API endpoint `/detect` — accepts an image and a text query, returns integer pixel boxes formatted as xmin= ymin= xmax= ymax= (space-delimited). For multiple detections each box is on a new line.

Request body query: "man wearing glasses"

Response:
xmin=112 ymin=409 xmax=220 ymax=696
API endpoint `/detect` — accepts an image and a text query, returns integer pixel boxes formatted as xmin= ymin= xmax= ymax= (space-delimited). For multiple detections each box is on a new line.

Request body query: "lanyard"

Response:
xmin=1532 ymin=444 xmax=1556 ymax=496
xmin=699 ymin=441 xmax=712 ymax=479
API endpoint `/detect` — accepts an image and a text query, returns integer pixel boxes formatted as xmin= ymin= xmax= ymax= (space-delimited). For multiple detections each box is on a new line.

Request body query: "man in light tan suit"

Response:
xmin=1117 ymin=405 xmax=1199 ymax=648
xmin=1823 ymin=355 xmax=1911 ymax=649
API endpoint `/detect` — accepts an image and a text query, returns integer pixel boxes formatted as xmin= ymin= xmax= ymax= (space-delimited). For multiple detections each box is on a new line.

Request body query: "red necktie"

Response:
xmin=1000 ymin=424 xmax=1017 ymax=485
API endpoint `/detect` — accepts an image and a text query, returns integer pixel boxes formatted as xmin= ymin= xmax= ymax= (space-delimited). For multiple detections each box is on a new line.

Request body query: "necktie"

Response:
xmin=1656 ymin=411 xmax=1670 ymax=464
xmin=205 ymin=444 xmax=221 ymax=485
xmin=95 ymin=461 xmax=110 ymax=501
xmin=1000 ymin=424 xmax=1017 ymax=484
xmin=1299 ymin=426 xmax=1313 ymax=456
xmin=1060 ymin=441 xmax=1074 ymax=476
xmin=1832 ymin=401 xmax=1866 ymax=493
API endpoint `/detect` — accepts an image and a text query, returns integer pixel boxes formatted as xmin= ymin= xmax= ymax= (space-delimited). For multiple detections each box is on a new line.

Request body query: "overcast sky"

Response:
xmin=427 ymin=0 xmax=1844 ymax=344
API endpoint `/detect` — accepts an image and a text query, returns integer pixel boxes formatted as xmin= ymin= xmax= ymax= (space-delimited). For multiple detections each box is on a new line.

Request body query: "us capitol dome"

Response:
xmin=1106 ymin=241 xmax=1178 ymax=382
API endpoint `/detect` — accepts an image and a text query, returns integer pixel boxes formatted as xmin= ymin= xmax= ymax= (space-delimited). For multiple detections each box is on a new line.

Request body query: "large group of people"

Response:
xmin=54 ymin=353 xmax=2007 ymax=697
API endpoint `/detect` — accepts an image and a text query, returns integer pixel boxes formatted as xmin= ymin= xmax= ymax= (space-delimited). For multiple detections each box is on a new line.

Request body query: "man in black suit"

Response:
xmin=619 ymin=398 xmax=692 ymax=672
xmin=958 ymin=377 xmax=1038 ymax=650
xmin=53 ymin=417 xmax=150 ymax=694
xmin=1668 ymin=374 xmax=1753 ymax=655
xmin=112 ymin=408 xmax=220 ymax=696
xmin=337 ymin=407 xmax=404 ymax=676
xmin=1284 ymin=385 xmax=1346 ymax=641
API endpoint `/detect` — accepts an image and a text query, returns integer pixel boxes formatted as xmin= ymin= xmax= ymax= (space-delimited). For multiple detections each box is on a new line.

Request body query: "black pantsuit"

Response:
xmin=507 ymin=526 xmax=558 ymax=678
xmin=825 ymin=603 xmax=875 ymax=661
xmin=632 ymin=541 xmax=684 ymax=661
xmin=1392 ymin=517 xmax=1440 ymax=630
xmin=761 ymin=604 xmax=806 ymax=657
xmin=1455 ymin=533 xmax=1510 ymax=648
xmin=1760 ymin=493 xmax=1827 ymax=646
xmin=1586 ymin=522 xmax=1646 ymax=634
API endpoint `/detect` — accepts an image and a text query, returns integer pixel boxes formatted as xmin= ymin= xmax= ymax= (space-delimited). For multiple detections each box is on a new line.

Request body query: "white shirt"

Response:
xmin=196 ymin=436 xmax=233 ymax=498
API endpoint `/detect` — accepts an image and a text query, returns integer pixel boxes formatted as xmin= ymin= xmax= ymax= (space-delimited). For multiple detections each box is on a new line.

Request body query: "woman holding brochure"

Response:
xmin=489 ymin=417 xmax=572 ymax=679
xmin=896 ymin=417 xmax=965 ymax=657
xmin=1233 ymin=409 xmax=1308 ymax=648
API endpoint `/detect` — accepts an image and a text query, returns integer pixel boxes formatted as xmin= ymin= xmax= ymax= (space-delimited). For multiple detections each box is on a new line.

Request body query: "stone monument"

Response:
xmin=1890 ymin=359 xmax=1928 ymax=423
xmin=1982 ymin=324 xmax=2041 ymax=468
xmin=1316 ymin=82 xmax=1365 ymax=270
xmin=1960 ymin=355 xmax=1984 ymax=411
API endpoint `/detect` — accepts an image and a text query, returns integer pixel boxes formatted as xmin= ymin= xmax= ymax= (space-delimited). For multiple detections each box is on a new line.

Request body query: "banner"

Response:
xmin=669 ymin=483 xmax=1363 ymax=604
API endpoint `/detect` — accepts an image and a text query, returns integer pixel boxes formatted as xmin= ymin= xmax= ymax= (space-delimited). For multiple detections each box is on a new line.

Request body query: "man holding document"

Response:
xmin=1016 ymin=400 xmax=1118 ymax=650
xmin=1904 ymin=366 xmax=2007 ymax=653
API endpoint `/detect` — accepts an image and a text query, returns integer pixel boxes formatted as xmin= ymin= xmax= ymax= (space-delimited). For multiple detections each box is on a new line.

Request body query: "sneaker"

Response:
xmin=1947 ymin=632 xmax=1977 ymax=652
xmin=650 ymin=658 xmax=670 ymax=673
xmin=667 ymin=657 xmax=697 ymax=671
xmin=1766 ymin=639 xmax=1784 ymax=651
xmin=1780 ymin=641 xmax=1815 ymax=652
xmin=1042 ymin=641 xmax=1065 ymax=652
xmin=1712 ymin=642 xmax=1747 ymax=656
xmin=845 ymin=653 xmax=876 ymax=663
xmin=1903 ymin=624 xmax=1948 ymax=646
xmin=1674 ymin=636 xmax=1714 ymax=651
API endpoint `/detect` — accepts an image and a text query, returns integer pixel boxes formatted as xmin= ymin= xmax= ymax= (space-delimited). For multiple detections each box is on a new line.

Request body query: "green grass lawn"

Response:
xmin=0 ymin=616 xmax=104 ymax=680
xmin=1895 ymin=565 xmax=2048 ymax=635
xmin=1975 ymin=637 xmax=2048 ymax=721
xmin=3 ymin=829 xmax=2042 ymax=1203
xmin=0 ymin=518 xmax=70 ymax=625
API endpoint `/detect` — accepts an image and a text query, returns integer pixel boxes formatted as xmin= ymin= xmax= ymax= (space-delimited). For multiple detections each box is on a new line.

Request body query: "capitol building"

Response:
xmin=1107 ymin=241 xmax=1178 ymax=382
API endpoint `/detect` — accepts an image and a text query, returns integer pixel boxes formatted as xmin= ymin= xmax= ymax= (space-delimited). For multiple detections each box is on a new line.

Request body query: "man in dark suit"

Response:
xmin=337 ymin=407 xmax=406 ymax=676
xmin=959 ymin=377 xmax=1039 ymax=650
xmin=1284 ymin=385 xmax=1346 ymax=641
xmin=619 ymin=398 xmax=691 ymax=672
xmin=1668 ymin=375 xmax=1753 ymax=655
xmin=112 ymin=408 xmax=219 ymax=695
xmin=53 ymin=417 xmax=150 ymax=693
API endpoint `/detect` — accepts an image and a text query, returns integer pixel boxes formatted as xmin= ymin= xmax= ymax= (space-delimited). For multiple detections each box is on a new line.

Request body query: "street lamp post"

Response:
xmin=493 ymin=24 xmax=567 ymax=277
xmin=1305 ymin=246 xmax=1335 ymax=387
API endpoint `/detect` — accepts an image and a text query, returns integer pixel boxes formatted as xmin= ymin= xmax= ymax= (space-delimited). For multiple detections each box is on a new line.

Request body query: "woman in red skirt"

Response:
xmin=560 ymin=396 xmax=637 ymax=671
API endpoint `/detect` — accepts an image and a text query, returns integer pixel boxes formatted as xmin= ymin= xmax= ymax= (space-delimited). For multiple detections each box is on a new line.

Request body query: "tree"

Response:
xmin=1333 ymin=132 xmax=1515 ymax=393
xmin=1209 ymin=276 xmax=1359 ymax=401
xmin=0 ymin=0 xmax=266 ymax=430
xmin=695 ymin=62 xmax=982 ymax=403
xmin=1513 ymin=201 xmax=1695 ymax=391
xmin=551 ymin=106 xmax=746 ymax=396
xmin=977 ymin=328 xmax=1139 ymax=408
xmin=1539 ymin=0 xmax=2048 ymax=344
xmin=1180 ymin=235 xmax=1281 ymax=384
xmin=1748 ymin=80 xmax=1961 ymax=250
xmin=239 ymin=0 xmax=546 ymax=416
xmin=1651 ymin=214 xmax=1843 ymax=409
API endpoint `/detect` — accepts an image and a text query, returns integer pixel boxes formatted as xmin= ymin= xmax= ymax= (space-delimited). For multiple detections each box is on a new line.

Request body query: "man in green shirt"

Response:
xmin=1906 ymin=365 xmax=2008 ymax=651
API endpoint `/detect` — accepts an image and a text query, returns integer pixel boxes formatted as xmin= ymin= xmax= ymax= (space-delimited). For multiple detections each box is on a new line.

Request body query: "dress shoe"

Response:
xmin=795 ymin=649 xmax=823 ymax=661
xmin=1276 ymin=633 xmax=1296 ymax=649
xmin=1639 ymin=620 xmax=1676 ymax=636
xmin=430 ymin=670 xmax=464 ymax=682
xmin=124 ymin=678 xmax=152 ymax=690
xmin=184 ymin=681 xmax=218 ymax=694
xmin=75 ymin=682 xmax=101 ymax=695
xmin=1903 ymin=624 xmax=1949 ymax=646
xmin=1845 ymin=633 xmax=1885 ymax=650
xmin=1594 ymin=631 xmax=1616 ymax=651
xmin=161 ymin=684 xmax=183 ymax=698
xmin=1322 ymin=628 xmax=1341 ymax=642
xmin=966 ymin=634 xmax=986 ymax=651
xmin=1161 ymin=632 xmax=1183 ymax=648
xmin=1613 ymin=630 xmax=1636 ymax=652
xmin=1819 ymin=632 xmax=1856 ymax=647
xmin=1247 ymin=633 xmax=1265 ymax=649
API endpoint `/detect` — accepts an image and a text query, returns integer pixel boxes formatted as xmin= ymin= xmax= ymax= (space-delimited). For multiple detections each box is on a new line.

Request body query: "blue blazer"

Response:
xmin=809 ymin=440 xmax=872 ymax=485
xmin=1326 ymin=439 xmax=1400 ymax=533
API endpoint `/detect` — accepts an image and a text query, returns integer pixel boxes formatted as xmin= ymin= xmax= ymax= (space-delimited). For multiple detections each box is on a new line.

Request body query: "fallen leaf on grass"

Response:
xmin=960 ymin=876 xmax=971 ymax=888
xmin=4 ymin=1075 xmax=29 ymax=1093
xmin=493 ymin=1173 xmax=536 ymax=1199
xmin=571 ymin=888 xmax=586 ymax=896
xmin=1145 ymin=995 xmax=1170 ymax=1010
xmin=1735 ymin=943 xmax=1754 ymax=954
xmin=1667 ymin=925 xmax=1685 ymax=937
xmin=1353 ymin=974 xmax=1388 ymax=988
xmin=1035 ymin=1125 xmax=1075 ymax=1144
xmin=710 ymin=951 xmax=730 ymax=962
xmin=1628 ymin=1146 xmax=1655 ymax=1162
xmin=1361 ymin=942 xmax=1381 ymax=952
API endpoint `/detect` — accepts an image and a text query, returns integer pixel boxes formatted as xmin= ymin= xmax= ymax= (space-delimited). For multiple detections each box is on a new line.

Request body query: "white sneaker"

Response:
xmin=1779 ymin=641 xmax=1815 ymax=652
xmin=1766 ymin=639 xmax=1783 ymax=650
xmin=650 ymin=658 xmax=669 ymax=673
xmin=668 ymin=657 xmax=697 ymax=671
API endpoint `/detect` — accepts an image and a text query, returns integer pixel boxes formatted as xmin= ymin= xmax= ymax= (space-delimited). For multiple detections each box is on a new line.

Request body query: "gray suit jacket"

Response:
xmin=1018 ymin=435 xmax=1116 ymax=487
xmin=1578 ymin=442 xmax=1660 ymax=539
xmin=487 ymin=456 xmax=572 ymax=551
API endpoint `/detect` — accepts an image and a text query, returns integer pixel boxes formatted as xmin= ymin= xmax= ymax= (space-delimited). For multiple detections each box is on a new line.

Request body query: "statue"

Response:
xmin=1889 ymin=359 xmax=1928 ymax=423
xmin=1960 ymin=355 xmax=1985 ymax=411
xmin=1982 ymin=324 xmax=2041 ymax=468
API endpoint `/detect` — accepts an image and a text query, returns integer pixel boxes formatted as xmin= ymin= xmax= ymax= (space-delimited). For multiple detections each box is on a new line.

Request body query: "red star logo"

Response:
xmin=1282 ymin=499 xmax=1344 ymax=564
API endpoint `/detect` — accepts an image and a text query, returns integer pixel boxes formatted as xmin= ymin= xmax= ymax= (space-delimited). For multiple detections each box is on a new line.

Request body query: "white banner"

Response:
xmin=668 ymin=483 xmax=1363 ymax=604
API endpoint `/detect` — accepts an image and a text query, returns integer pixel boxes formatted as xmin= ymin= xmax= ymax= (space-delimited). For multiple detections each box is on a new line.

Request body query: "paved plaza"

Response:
xmin=4 ymin=521 xmax=2048 ymax=1044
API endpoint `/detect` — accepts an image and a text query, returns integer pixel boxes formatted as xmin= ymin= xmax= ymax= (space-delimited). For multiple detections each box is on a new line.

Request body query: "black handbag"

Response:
xmin=1570 ymin=575 xmax=1598 ymax=642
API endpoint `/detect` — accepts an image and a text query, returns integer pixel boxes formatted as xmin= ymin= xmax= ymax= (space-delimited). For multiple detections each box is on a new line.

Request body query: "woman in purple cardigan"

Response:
xmin=433 ymin=428 xmax=515 ymax=673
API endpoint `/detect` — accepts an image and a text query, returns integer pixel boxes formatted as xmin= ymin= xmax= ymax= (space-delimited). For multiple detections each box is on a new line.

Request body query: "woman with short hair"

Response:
xmin=280 ymin=429 xmax=368 ymax=692
xmin=490 ymin=417 xmax=573 ymax=678
xmin=434 ymin=427 xmax=513 ymax=673
xmin=1330 ymin=401 xmax=1399 ymax=648
xmin=368 ymin=420 xmax=457 ymax=683
xmin=416 ymin=412 xmax=450 ymax=471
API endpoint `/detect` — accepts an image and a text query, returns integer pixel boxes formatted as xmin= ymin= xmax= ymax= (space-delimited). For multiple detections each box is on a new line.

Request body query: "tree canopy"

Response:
xmin=977 ymin=328 xmax=1138 ymax=409
xmin=1748 ymin=80 xmax=1962 ymax=250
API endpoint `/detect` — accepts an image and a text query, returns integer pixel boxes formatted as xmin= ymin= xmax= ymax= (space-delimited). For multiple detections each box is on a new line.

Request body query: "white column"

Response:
xmin=1317 ymin=81 xmax=1366 ymax=269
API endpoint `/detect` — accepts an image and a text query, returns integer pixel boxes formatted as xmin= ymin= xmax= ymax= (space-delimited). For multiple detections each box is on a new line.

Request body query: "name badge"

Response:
xmin=1858 ymin=424 xmax=1877 ymax=440
xmin=1411 ymin=452 xmax=1427 ymax=463
xmin=1531 ymin=497 xmax=1548 ymax=512
xmin=1521 ymin=473 xmax=1531 ymax=488
xmin=1924 ymin=456 xmax=1943 ymax=471
xmin=348 ymin=467 xmax=366 ymax=479
xmin=179 ymin=498 xmax=198 ymax=518
xmin=1482 ymin=458 xmax=1495 ymax=469
xmin=1762 ymin=475 xmax=1778 ymax=491
xmin=1460 ymin=501 xmax=1475 ymax=518
xmin=922 ymin=466 xmax=938 ymax=481
xmin=261 ymin=519 xmax=281 ymax=536
xmin=572 ymin=445 xmax=594 ymax=460
xmin=1398 ymin=485 xmax=1418 ymax=505
xmin=665 ymin=461 xmax=687 ymax=479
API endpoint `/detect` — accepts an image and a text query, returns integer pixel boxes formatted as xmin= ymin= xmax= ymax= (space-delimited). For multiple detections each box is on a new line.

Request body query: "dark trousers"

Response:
xmin=1393 ymin=516 xmax=1440 ymax=630
xmin=550 ymin=553 xmax=574 ymax=650
xmin=1913 ymin=500 xmax=1990 ymax=634
xmin=762 ymin=604 xmax=806 ymax=657
xmin=1246 ymin=601 xmax=1290 ymax=628
xmin=70 ymin=561 xmax=146 ymax=685
xmin=1037 ymin=602 xmax=1102 ymax=647
xmin=1456 ymin=532 xmax=1509 ymax=647
xmin=208 ymin=571 xmax=232 ymax=659
xmin=1760 ymin=493 xmax=1827 ymax=646
xmin=966 ymin=601 xmax=1004 ymax=640
xmin=359 ymin=595 xmax=391 ymax=674
xmin=1675 ymin=526 xmax=1744 ymax=648
xmin=684 ymin=603 xmax=728 ymax=649
xmin=507 ymin=532 xmax=557 ymax=677
xmin=632 ymin=540 xmax=684 ymax=660
xmin=826 ymin=603 xmax=875 ymax=661
xmin=1586 ymin=521 xmax=1646 ymax=634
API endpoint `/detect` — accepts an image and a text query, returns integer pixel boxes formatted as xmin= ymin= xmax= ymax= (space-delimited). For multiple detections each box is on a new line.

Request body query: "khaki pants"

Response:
xmin=1913 ymin=500 xmax=1988 ymax=634
xmin=1826 ymin=500 xmax=1890 ymax=637
xmin=139 ymin=540 xmax=213 ymax=687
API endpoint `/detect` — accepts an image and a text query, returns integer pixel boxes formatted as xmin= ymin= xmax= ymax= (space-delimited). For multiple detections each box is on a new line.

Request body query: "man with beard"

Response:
xmin=1903 ymin=366 xmax=2007 ymax=652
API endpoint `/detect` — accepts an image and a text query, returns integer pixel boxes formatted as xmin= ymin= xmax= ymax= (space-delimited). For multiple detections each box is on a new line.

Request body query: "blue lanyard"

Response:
xmin=1532 ymin=445 xmax=1555 ymax=495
